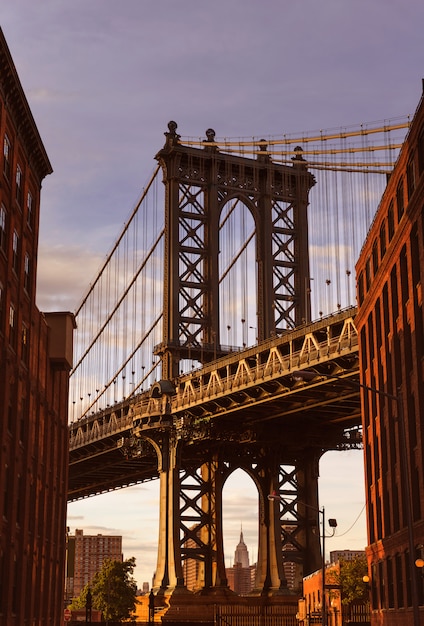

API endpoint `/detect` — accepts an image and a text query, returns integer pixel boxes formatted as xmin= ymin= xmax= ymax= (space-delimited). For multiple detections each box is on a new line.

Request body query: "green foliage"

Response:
xmin=69 ymin=584 xmax=91 ymax=610
xmin=327 ymin=555 xmax=369 ymax=605
xmin=70 ymin=557 xmax=139 ymax=622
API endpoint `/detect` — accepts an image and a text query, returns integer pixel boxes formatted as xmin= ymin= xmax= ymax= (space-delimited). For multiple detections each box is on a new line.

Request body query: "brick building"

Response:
xmin=330 ymin=549 xmax=365 ymax=564
xmin=301 ymin=560 xmax=369 ymax=626
xmin=302 ymin=563 xmax=341 ymax=626
xmin=0 ymin=28 xmax=75 ymax=625
xmin=66 ymin=529 xmax=123 ymax=599
xmin=356 ymin=86 xmax=424 ymax=625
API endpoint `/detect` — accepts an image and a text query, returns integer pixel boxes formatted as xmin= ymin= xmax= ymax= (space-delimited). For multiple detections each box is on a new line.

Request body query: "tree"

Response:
xmin=70 ymin=557 xmax=139 ymax=622
xmin=327 ymin=555 xmax=369 ymax=605
xmin=69 ymin=584 xmax=92 ymax=610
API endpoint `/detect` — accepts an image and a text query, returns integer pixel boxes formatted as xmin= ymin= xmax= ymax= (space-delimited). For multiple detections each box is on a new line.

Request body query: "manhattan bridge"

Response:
xmin=67 ymin=115 xmax=410 ymax=619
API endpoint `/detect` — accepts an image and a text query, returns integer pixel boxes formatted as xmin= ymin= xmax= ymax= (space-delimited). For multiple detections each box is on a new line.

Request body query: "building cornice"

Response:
xmin=0 ymin=27 xmax=53 ymax=182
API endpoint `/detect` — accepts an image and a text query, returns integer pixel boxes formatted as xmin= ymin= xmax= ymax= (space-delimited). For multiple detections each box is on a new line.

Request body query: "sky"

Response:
xmin=2 ymin=0 xmax=424 ymax=588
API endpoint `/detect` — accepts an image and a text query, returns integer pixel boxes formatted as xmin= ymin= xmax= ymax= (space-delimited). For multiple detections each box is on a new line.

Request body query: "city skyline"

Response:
xmin=2 ymin=0 xmax=423 ymax=586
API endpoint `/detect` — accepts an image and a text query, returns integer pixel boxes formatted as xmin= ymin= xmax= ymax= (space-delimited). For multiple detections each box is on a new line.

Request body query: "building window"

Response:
xmin=11 ymin=557 xmax=18 ymax=614
xmin=3 ymin=134 xmax=11 ymax=179
xmin=24 ymin=253 xmax=31 ymax=293
xmin=395 ymin=553 xmax=404 ymax=607
xmin=406 ymin=157 xmax=416 ymax=201
xmin=378 ymin=561 xmax=385 ymax=608
xmin=387 ymin=557 xmax=395 ymax=608
xmin=388 ymin=202 xmax=395 ymax=241
xmin=399 ymin=248 xmax=409 ymax=310
xmin=12 ymin=230 xmax=19 ymax=273
xmin=27 ymin=191 xmax=34 ymax=229
xmin=357 ymin=271 xmax=364 ymax=305
xmin=15 ymin=164 xmax=22 ymax=205
xmin=9 ymin=304 xmax=16 ymax=347
xmin=396 ymin=178 xmax=405 ymax=221
xmin=372 ymin=241 xmax=379 ymax=276
xmin=0 ymin=204 xmax=5 ymax=252
xmin=405 ymin=551 xmax=412 ymax=607
xmin=379 ymin=220 xmax=386 ymax=259
xmin=21 ymin=323 xmax=29 ymax=365
xmin=365 ymin=258 xmax=371 ymax=291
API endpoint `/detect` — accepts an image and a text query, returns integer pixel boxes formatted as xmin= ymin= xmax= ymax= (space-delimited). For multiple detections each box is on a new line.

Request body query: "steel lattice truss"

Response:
xmin=178 ymin=183 xmax=208 ymax=348
xmin=272 ymin=197 xmax=297 ymax=329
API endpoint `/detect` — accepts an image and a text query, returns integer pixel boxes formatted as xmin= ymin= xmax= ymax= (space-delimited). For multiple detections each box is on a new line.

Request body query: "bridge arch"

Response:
xmin=218 ymin=197 xmax=257 ymax=348
xmin=222 ymin=469 xmax=258 ymax=590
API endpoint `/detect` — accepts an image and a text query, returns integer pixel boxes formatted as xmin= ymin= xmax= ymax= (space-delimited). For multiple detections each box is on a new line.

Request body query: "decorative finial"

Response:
xmin=257 ymin=139 xmax=271 ymax=162
xmin=164 ymin=121 xmax=180 ymax=146
xmin=168 ymin=120 xmax=178 ymax=134
xmin=203 ymin=128 xmax=218 ymax=152
xmin=292 ymin=146 xmax=305 ymax=161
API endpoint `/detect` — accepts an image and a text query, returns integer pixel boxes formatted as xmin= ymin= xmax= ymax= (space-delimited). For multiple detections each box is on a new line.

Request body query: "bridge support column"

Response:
xmin=153 ymin=440 xmax=230 ymax=598
xmin=254 ymin=455 xmax=288 ymax=595
xmin=297 ymin=452 xmax=322 ymax=577
xmin=253 ymin=450 xmax=323 ymax=595
xmin=153 ymin=433 xmax=185 ymax=594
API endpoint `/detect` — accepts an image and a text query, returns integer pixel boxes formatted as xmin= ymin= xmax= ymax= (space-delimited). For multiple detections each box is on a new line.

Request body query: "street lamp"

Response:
xmin=292 ymin=368 xmax=420 ymax=626
xmin=330 ymin=597 xmax=340 ymax=626
xmin=268 ymin=492 xmax=337 ymax=626
xmin=415 ymin=558 xmax=424 ymax=605
xmin=148 ymin=589 xmax=155 ymax=625
xmin=85 ymin=588 xmax=92 ymax=625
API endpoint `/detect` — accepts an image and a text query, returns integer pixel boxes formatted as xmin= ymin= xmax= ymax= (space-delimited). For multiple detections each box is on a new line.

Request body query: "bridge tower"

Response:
xmin=144 ymin=125 xmax=324 ymax=614
xmin=155 ymin=122 xmax=315 ymax=380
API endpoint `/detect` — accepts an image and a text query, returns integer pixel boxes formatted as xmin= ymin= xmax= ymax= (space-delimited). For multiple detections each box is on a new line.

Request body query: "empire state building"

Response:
xmin=234 ymin=530 xmax=250 ymax=568
xmin=226 ymin=530 xmax=256 ymax=595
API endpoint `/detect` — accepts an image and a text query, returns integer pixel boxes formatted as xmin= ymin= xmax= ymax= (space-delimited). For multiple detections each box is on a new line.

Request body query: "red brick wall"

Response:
xmin=0 ymin=27 xmax=74 ymax=626
xmin=355 ymin=91 xmax=424 ymax=625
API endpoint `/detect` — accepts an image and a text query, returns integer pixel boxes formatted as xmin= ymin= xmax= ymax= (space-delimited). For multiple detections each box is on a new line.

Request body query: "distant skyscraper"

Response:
xmin=226 ymin=530 xmax=256 ymax=595
xmin=281 ymin=523 xmax=300 ymax=591
xmin=66 ymin=529 xmax=123 ymax=598
xmin=233 ymin=530 xmax=250 ymax=568
xmin=182 ymin=531 xmax=202 ymax=592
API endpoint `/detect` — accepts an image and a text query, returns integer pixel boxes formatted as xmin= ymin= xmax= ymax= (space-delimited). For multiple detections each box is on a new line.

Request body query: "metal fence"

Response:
xmin=215 ymin=603 xmax=299 ymax=626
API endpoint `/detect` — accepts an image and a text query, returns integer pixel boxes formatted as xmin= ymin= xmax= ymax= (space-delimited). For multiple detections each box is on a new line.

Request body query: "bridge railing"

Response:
xmin=69 ymin=405 xmax=134 ymax=448
xmin=170 ymin=311 xmax=358 ymax=411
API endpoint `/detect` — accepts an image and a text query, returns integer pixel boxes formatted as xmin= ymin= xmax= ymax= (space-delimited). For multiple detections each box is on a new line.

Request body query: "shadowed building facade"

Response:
xmin=356 ymin=87 xmax=424 ymax=625
xmin=0 ymin=28 xmax=75 ymax=625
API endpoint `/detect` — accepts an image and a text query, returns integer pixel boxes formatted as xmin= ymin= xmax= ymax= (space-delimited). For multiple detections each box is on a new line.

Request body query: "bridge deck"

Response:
xmin=68 ymin=308 xmax=362 ymax=500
